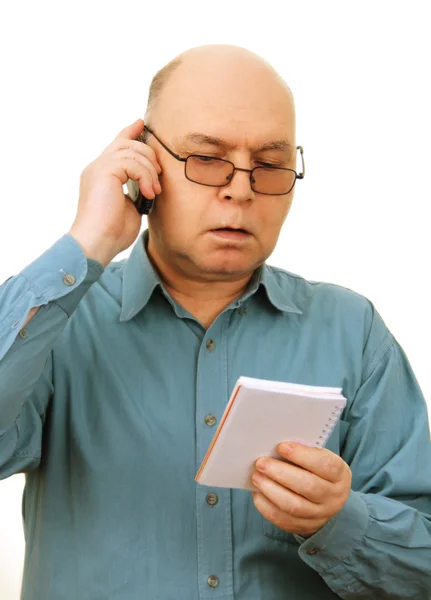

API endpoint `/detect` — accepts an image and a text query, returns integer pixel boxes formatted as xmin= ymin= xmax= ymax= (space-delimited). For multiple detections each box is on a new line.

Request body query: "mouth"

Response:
xmin=209 ymin=226 xmax=252 ymax=242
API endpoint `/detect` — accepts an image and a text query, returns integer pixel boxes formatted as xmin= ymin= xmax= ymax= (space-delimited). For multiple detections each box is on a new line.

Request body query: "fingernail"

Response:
xmin=252 ymin=472 xmax=263 ymax=485
xmin=256 ymin=458 xmax=269 ymax=471
xmin=279 ymin=443 xmax=293 ymax=454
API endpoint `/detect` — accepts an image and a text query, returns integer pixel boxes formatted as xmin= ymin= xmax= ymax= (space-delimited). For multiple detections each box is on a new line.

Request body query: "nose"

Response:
xmin=219 ymin=167 xmax=255 ymax=204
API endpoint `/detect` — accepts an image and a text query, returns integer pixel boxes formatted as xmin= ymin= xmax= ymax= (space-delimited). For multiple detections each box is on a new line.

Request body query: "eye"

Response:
xmin=256 ymin=162 xmax=279 ymax=168
xmin=197 ymin=156 xmax=215 ymax=163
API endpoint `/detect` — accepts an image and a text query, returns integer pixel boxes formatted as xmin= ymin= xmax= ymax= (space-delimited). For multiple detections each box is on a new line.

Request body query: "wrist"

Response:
xmin=67 ymin=226 xmax=115 ymax=268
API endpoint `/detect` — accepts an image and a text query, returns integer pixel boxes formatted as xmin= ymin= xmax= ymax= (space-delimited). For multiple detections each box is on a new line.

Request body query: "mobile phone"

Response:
xmin=125 ymin=178 xmax=155 ymax=215
xmin=125 ymin=132 xmax=155 ymax=215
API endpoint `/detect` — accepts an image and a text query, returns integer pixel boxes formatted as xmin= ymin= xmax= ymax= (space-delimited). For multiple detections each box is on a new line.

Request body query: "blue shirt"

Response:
xmin=0 ymin=230 xmax=430 ymax=600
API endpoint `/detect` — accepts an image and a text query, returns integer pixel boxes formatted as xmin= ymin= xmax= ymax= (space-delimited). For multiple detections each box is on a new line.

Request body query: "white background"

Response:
xmin=0 ymin=1 xmax=430 ymax=597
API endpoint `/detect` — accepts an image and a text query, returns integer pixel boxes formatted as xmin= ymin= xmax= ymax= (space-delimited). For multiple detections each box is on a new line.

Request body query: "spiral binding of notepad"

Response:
xmin=315 ymin=405 xmax=344 ymax=448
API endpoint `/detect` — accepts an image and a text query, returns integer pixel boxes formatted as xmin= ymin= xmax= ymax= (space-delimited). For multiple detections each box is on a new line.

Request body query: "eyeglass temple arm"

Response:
xmin=296 ymin=146 xmax=305 ymax=179
xmin=143 ymin=125 xmax=186 ymax=162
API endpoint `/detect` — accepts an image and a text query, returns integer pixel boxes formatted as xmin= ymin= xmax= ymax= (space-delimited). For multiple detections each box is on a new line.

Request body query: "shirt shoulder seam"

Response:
xmin=266 ymin=266 xmax=367 ymax=295
xmin=265 ymin=265 xmax=305 ymax=282
xmin=362 ymin=332 xmax=395 ymax=383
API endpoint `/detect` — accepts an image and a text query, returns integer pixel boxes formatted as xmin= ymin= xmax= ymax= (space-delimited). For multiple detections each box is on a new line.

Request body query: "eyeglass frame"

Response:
xmin=140 ymin=125 xmax=305 ymax=196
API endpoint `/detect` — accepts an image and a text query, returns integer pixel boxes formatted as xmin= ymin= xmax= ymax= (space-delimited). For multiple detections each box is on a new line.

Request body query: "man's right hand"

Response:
xmin=68 ymin=118 xmax=162 ymax=268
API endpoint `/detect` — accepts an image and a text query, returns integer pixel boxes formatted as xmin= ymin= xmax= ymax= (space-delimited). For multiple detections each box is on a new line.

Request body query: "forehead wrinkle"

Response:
xmin=177 ymin=132 xmax=293 ymax=156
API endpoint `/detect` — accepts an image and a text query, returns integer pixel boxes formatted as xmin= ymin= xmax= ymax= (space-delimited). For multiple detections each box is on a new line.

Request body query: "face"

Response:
xmin=147 ymin=51 xmax=297 ymax=282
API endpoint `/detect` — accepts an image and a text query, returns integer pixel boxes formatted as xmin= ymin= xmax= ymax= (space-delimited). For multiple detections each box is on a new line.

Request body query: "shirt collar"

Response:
xmin=258 ymin=265 xmax=303 ymax=315
xmin=120 ymin=230 xmax=161 ymax=322
xmin=120 ymin=230 xmax=302 ymax=322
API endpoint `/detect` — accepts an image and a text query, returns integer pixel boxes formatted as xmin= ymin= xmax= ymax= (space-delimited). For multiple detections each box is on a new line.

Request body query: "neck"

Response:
xmin=145 ymin=236 xmax=255 ymax=328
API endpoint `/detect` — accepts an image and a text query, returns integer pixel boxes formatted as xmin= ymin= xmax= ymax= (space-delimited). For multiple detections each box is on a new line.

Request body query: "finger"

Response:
xmin=114 ymin=149 xmax=161 ymax=194
xmin=251 ymin=471 xmax=321 ymax=519
xmin=114 ymin=118 xmax=145 ymax=141
xmin=277 ymin=442 xmax=346 ymax=483
xmin=108 ymin=156 xmax=156 ymax=199
xmin=252 ymin=491 xmax=318 ymax=536
xmin=126 ymin=140 xmax=162 ymax=174
xmin=108 ymin=139 xmax=162 ymax=175
xmin=102 ymin=139 xmax=162 ymax=176
xmin=255 ymin=457 xmax=331 ymax=503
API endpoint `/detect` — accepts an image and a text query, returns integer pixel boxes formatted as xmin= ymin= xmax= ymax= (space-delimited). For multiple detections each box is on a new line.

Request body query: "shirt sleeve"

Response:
xmin=0 ymin=234 xmax=104 ymax=476
xmin=295 ymin=304 xmax=431 ymax=599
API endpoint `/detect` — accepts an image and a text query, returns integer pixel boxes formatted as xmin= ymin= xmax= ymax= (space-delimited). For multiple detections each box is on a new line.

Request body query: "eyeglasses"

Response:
xmin=140 ymin=126 xmax=305 ymax=196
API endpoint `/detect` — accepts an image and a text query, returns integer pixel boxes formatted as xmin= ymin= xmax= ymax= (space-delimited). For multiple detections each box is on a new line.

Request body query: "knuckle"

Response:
xmin=120 ymin=153 xmax=145 ymax=172
xmin=135 ymin=139 xmax=155 ymax=159
xmin=286 ymin=497 xmax=303 ymax=518
xmin=125 ymin=142 xmax=160 ymax=172
xmin=303 ymin=478 xmax=317 ymax=499
xmin=110 ymin=138 xmax=127 ymax=152
xmin=145 ymin=159 xmax=158 ymax=178
xmin=267 ymin=507 xmax=281 ymax=523
xmin=322 ymin=453 xmax=339 ymax=478
xmin=127 ymin=148 xmax=157 ymax=175
xmin=145 ymin=146 xmax=157 ymax=161
xmin=81 ymin=162 xmax=94 ymax=179
xmin=329 ymin=463 xmax=340 ymax=480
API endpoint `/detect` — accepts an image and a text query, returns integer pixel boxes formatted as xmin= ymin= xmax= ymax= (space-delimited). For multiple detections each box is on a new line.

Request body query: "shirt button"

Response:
xmin=63 ymin=274 xmax=76 ymax=286
xmin=206 ymin=339 xmax=216 ymax=351
xmin=205 ymin=414 xmax=217 ymax=427
xmin=239 ymin=307 xmax=248 ymax=316
xmin=19 ymin=328 xmax=28 ymax=339
xmin=206 ymin=493 xmax=218 ymax=506
xmin=207 ymin=575 xmax=219 ymax=588
xmin=306 ymin=547 xmax=320 ymax=556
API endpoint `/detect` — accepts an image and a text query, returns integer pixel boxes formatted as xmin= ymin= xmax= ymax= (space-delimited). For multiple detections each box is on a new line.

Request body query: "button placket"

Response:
xmin=196 ymin=316 xmax=233 ymax=598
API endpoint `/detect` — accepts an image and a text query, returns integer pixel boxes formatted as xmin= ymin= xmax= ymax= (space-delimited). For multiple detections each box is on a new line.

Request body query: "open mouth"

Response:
xmin=210 ymin=227 xmax=251 ymax=241
xmin=214 ymin=227 xmax=249 ymax=234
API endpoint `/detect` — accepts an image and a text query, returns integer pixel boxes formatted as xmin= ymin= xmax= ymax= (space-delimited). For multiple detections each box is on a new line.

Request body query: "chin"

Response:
xmin=194 ymin=255 xmax=261 ymax=277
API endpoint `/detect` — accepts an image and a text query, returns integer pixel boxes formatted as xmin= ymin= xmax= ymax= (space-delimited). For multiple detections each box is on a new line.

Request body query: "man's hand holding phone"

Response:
xmin=68 ymin=119 xmax=162 ymax=268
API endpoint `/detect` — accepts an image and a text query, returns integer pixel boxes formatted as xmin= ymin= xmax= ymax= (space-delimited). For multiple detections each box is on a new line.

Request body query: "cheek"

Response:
xmin=255 ymin=199 xmax=290 ymax=235
xmin=157 ymin=174 xmax=212 ymax=230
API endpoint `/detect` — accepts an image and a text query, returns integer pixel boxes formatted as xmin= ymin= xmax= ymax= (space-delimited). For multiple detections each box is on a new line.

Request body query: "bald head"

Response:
xmin=145 ymin=44 xmax=295 ymax=132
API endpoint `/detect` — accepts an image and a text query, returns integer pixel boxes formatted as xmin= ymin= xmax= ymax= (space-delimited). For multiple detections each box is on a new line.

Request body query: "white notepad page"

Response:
xmin=196 ymin=376 xmax=347 ymax=490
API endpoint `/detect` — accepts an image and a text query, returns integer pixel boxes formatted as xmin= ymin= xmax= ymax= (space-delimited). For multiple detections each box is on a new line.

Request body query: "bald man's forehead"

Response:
xmin=158 ymin=68 xmax=293 ymax=124
xmin=148 ymin=45 xmax=295 ymax=152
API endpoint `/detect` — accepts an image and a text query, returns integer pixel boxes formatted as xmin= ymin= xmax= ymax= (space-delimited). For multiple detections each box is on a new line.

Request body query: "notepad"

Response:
xmin=195 ymin=376 xmax=347 ymax=490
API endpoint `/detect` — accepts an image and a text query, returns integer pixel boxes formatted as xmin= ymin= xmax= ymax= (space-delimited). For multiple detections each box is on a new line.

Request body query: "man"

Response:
xmin=0 ymin=44 xmax=430 ymax=599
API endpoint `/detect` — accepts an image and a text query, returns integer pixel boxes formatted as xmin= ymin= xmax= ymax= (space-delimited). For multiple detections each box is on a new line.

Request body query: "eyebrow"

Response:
xmin=181 ymin=132 xmax=293 ymax=155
